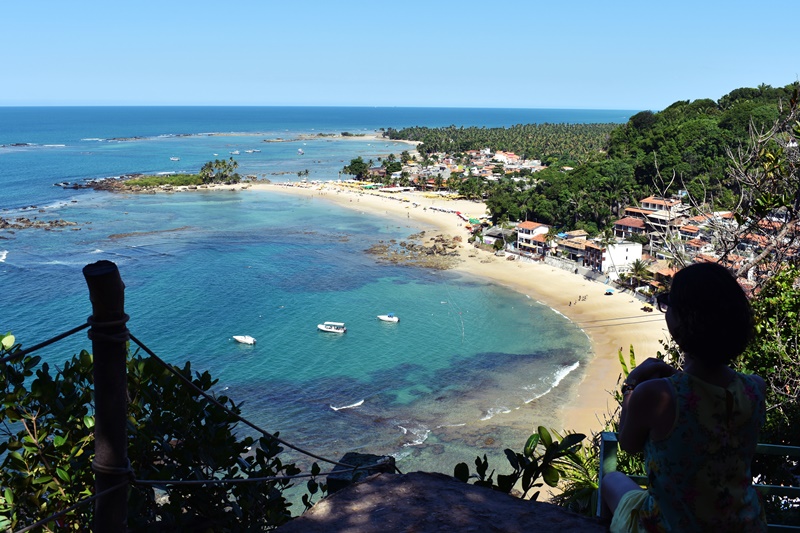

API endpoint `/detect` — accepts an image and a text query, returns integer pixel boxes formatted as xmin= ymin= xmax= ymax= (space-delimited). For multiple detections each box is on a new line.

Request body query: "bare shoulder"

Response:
xmin=635 ymin=375 xmax=674 ymax=400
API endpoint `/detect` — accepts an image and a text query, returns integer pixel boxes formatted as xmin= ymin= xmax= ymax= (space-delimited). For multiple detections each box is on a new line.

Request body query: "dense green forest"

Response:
xmin=386 ymin=123 xmax=617 ymax=166
xmin=389 ymin=83 xmax=799 ymax=234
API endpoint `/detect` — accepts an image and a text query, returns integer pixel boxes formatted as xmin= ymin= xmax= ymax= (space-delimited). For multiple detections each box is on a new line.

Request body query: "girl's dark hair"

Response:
xmin=668 ymin=262 xmax=754 ymax=363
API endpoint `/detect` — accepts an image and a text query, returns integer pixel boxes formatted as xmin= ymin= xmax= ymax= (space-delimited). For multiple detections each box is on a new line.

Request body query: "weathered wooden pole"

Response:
xmin=83 ymin=260 xmax=129 ymax=532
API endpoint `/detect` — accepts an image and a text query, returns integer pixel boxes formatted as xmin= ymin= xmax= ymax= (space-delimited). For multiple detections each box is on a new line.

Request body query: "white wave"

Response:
xmin=81 ymin=138 xmax=104 ymax=141
xmin=330 ymin=399 xmax=364 ymax=411
xmin=400 ymin=425 xmax=430 ymax=447
xmin=436 ymin=422 xmax=466 ymax=428
xmin=480 ymin=406 xmax=512 ymax=421
xmin=524 ymin=361 xmax=581 ymax=403
xmin=391 ymin=450 xmax=412 ymax=461
xmin=0 ymin=250 xmax=7 ymax=263
xmin=43 ymin=144 xmax=66 ymax=148
xmin=91 ymin=249 xmax=104 ymax=254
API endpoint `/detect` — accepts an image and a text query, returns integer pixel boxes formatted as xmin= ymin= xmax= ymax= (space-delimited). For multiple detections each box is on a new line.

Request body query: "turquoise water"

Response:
xmin=0 ymin=107 xmax=620 ymax=473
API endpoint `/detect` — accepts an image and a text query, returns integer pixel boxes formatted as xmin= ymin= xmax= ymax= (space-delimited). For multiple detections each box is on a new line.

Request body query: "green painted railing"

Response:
xmin=597 ymin=431 xmax=800 ymax=531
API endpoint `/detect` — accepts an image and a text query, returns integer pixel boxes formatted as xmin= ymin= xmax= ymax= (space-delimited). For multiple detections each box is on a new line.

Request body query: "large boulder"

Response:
xmin=277 ymin=471 xmax=606 ymax=533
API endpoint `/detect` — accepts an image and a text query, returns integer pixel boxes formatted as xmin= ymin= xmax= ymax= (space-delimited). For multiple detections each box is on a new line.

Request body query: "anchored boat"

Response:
xmin=317 ymin=321 xmax=346 ymax=334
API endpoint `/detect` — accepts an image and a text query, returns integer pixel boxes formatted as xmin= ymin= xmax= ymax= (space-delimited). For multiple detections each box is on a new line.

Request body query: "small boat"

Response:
xmin=230 ymin=150 xmax=240 ymax=155
xmin=298 ymin=149 xmax=304 ymax=155
xmin=317 ymin=321 xmax=346 ymax=334
xmin=377 ymin=313 xmax=399 ymax=323
xmin=170 ymin=157 xmax=180 ymax=161
xmin=233 ymin=335 xmax=256 ymax=345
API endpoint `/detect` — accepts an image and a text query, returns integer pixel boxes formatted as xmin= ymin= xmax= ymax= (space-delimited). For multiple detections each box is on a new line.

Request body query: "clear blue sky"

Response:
xmin=3 ymin=0 xmax=797 ymax=110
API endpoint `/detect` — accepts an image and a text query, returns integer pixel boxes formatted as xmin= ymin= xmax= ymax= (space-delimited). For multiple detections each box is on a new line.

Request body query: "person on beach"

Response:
xmin=602 ymin=262 xmax=767 ymax=532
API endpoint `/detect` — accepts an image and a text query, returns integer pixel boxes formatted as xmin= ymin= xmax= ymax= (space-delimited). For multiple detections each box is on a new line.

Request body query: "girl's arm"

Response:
xmin=618 ymin=377 xmax=676 ymax=453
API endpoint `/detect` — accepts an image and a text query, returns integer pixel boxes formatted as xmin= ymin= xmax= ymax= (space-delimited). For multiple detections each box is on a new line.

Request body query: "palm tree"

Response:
xmin=629 ymin=259 xmax=652 ymax=289
xmin=544 ymin=226 xmax=560 ymax=257
xmin=599 ymin=228 xmax=619 ymax=279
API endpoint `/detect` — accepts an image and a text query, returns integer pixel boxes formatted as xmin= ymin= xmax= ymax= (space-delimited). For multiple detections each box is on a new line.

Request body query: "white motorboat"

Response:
xmin=170 ymin=157 xmax=180 ymax=161
xmin=317 ymin=321 xmax=346 ymax=333
xmin=377 ymin=313 xmax=399 ymax=323
xmin=233 ymin=335 xmax=256 ymax=345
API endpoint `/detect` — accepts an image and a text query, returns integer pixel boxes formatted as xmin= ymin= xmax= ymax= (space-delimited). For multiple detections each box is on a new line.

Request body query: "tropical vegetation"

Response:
xmin=124 ymin=157 xmax=244 ymax=189
xmin=0 ymin=334 xmax=322 ymax=530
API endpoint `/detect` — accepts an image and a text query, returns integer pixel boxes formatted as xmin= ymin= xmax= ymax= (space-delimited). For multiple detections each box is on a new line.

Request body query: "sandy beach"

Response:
xmin=241 ymin=180 xmax=668 ymax=439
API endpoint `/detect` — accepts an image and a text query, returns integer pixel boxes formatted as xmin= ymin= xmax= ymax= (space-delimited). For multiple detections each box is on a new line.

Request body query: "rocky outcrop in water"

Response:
xmin=366 ymin=231 xmax=463 ymax=270
xmin=0 ymin=216 xmax=79 ymax=231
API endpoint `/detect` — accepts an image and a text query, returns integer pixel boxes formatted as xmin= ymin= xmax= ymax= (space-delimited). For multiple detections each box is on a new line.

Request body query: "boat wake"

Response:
xmin=330 ymin=399 xmax=364 ymax=411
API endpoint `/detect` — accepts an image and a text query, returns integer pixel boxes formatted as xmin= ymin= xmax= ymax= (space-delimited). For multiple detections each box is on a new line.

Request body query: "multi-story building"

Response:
xmin=516 ymin=221 xmax=550 ymax=256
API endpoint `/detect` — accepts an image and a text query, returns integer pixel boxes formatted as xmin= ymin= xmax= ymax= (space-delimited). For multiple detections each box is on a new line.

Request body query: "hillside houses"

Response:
xmin=511 ymin=222 xmax=643 ymax=280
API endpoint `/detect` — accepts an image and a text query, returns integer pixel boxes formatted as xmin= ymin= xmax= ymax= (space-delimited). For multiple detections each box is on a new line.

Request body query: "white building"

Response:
xmin=584 ymin=240 xmax=643 ymax=280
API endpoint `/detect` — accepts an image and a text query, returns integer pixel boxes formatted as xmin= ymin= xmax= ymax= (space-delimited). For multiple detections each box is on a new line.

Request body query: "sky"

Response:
xmin=2 ymin=1 xmax=797 ymax=111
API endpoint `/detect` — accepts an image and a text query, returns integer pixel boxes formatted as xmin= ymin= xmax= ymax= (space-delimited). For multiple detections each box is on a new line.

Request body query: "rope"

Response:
xmin=0 ymin=322 xmax=90 ymax=365
xmin=134 ymin=470 xmax=340 ymax=486
xmin=11 ymin=480 xmax=128 ymax=533
xmin=86 ymin=314 xmax=131 ymax=343
xmin=128 ymin=333 xmax=362 ymax=471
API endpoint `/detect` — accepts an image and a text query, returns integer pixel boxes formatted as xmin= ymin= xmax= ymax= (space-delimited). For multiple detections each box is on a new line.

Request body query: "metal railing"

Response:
xmin=597 ymin=431 xmax=800 ymax=532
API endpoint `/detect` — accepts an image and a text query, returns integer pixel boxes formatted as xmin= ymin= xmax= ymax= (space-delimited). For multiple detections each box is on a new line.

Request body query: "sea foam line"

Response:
xmin=0 ymin=250 xmax=7 ymax=263
xmin=524 ymin=361 xmax=580 ymax=403
xmin=397 ymin=425 xmax=430 ymax=447
xmin=330 ymin=399 xmax=364 ymax=411
xmin=480 ymin=406 xmax=512 ymax=421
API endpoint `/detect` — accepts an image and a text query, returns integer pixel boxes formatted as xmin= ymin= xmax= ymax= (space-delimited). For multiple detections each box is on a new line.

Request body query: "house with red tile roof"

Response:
xmin=684 ymin=238 xmax=711 ymax=255
xmin=516 ymin=221 xmax=550 ymax=255
xmin=623 ymin=207 xmax=651 ymax=220
xmin=678 ymin=224 xmax=700 ymax=240
xmin=614 ymin=217 xmax=647 ymax=239
xmin=583 ymin=240 xmax=644 ymax=280
xmin=640 ymin=196 xmax=683 ymax=215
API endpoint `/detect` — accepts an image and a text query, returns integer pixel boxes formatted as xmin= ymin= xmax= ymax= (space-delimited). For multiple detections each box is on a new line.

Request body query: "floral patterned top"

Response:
xmin=635 ymin=372 xmax=767 ymax=532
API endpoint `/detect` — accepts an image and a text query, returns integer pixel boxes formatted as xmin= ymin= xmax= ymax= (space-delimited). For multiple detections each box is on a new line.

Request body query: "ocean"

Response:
xmin=0 ymin=106 xmax=634 ymax=475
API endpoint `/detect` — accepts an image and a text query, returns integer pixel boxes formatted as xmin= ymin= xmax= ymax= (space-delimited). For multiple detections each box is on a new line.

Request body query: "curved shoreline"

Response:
xmin=247 ymin=180 xmax=667 ymax=438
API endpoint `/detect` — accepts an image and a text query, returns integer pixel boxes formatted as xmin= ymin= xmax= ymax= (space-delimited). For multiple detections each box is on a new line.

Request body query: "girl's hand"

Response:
xmin=625 ymin=357 xmax=677 ymax=386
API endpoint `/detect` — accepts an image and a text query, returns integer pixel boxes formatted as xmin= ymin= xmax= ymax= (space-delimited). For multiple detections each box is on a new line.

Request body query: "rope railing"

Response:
xmin=0 ymin=322 xmax=90 ymax=365
xmin=128 ymin=332 xmax=368 ymax=471
xmin=2 ymin=319 xmax=397 ymax=531
xmin=133 ymin=469 xmax=344 ymax=487
xmin=1 ymin=261 xmax=402 ymax=531
xmin=11 ymin=480 xmax=129 ymax=533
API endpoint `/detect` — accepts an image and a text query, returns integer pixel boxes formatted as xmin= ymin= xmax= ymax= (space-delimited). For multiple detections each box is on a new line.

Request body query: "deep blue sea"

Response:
xmin=0 ymin=106 xmax=634 ymax=475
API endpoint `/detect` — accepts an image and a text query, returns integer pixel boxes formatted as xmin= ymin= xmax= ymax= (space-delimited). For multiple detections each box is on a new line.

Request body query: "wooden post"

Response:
xmin=83 ymin=260 xmax=129 ymax=532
